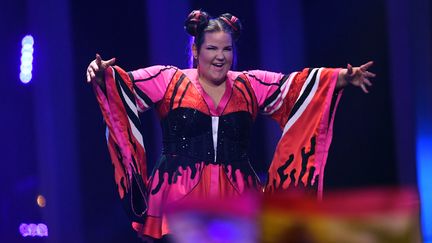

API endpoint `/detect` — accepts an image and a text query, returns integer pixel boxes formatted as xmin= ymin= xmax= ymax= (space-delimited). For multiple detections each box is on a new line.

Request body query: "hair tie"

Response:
xmin=185 ymin=10 xmax=210 ymax=37
xmin=219 ymin=15 xmax=238 ymax=32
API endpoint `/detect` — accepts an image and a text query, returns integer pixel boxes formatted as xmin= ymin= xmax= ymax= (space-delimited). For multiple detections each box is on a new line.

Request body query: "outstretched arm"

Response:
xmin=86 ymin=53 xmax=116 ymax=88
xmin=336 ymin=61 xmax=376 ymax=93
xmin=88 ymin=59 xmax=149 ymax=223
xmin=86 ymin=53 xmax=178 ymax=226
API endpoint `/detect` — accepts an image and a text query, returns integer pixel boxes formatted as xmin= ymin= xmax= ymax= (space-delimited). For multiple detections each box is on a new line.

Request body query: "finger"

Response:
xmin=96 ymin=53 xmax=102 ymax=67
xmin=87 ymin=68 xmax=95 ymax=82
xmin=363 ymin=78 xmax=373 ymax=86
xmin=106 ymin=57 xmax=116 ymax=66
xmin=365 ymin=71 xmax=376 ymax=78
xmin=360 ymin=61 xmax=374 ymax=71
xmin=90 ymin=61 xmax=100 ymax=72
xmin=360 ymin=84 xmax=369 ymax=93
xmin=89 ymin=69 xmax=96 ymax=79
xmin=347 ymin=63 xmax=354 ymax=76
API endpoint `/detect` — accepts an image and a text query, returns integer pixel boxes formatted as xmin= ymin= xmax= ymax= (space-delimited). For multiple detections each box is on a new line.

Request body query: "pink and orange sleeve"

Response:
xmin=92 ymin=65 xmax=176 ymax=222
xmin=246 ymin=68 xmax=342 ymax=199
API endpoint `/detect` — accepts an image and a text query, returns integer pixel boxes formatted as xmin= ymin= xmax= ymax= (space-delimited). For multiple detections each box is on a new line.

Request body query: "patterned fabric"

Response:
xmin=92 ymin=65 xmax=341 ymax=238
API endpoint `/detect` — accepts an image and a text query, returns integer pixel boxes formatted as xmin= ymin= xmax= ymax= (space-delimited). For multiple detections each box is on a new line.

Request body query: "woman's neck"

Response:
xmin=198 ymin=76 xmax=227 ymax=107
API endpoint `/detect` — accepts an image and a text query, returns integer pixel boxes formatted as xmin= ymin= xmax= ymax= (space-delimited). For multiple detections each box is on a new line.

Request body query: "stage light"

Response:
xmin=19 ymin=223 xmax=48 ymax=237
xmin=37 ymin=195 xmax=46 ymax=208
xmin=20 ymin=35 xmax=34 ymax=84
xmin=418 ymin=135 xmax=432 ymax=242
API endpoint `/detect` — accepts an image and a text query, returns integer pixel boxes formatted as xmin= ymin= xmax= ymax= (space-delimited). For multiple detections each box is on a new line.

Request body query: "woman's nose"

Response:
xmin=216 ymin=51 xmax=225 ymax=60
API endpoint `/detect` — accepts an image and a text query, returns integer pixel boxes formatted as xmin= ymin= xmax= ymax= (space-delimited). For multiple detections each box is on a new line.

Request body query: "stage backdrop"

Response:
xmin=1 ymin=0 xmax=430 ymax=242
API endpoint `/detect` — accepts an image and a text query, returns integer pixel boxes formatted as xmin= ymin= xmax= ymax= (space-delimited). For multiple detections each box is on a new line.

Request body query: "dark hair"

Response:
xmin=184 ymin=10 xmax=242 ymax=67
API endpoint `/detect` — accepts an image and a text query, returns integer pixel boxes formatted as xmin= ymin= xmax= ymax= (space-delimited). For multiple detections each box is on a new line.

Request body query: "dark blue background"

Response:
xmin=1 ymin=0 xmax=430 ymax=242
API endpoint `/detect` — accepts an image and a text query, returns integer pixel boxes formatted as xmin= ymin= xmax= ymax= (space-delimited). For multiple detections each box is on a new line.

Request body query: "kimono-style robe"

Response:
xmin=92 ymin=65 xmax=342 ymax=238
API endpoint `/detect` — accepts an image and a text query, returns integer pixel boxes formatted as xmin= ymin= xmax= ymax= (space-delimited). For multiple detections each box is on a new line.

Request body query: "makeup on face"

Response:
xmin=195 ymin=31 xmax=233 ymax=86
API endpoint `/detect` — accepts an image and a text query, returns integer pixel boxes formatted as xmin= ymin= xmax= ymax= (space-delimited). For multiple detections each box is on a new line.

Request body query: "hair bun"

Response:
xmin=184 ymin=10 xmax=210 ymax=37
xmin=219 ymin=13 xmax=242 ymax=40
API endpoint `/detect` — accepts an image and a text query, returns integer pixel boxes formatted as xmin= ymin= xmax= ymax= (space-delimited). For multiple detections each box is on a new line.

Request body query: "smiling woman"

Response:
xmin=194 ymin=31 xmax=233 ymax=83
xmin=194 ymin=31 xmax=233 ymax=106
xmin=85 ymin=9 xmax=375 ymax=241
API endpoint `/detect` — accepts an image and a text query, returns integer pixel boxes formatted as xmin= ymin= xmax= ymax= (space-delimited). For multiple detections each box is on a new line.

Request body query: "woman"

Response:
xmin=86 ymin=10 xmax=375 ymax=240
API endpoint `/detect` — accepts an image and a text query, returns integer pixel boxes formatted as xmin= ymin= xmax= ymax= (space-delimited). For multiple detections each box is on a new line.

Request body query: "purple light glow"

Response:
xmin=188 ymin=36 xmax=194 ymax=68
xmin=207 ymin=218 xmax=246 ymax=242
xmin=19 ymin=223 xmax=48 ymax=237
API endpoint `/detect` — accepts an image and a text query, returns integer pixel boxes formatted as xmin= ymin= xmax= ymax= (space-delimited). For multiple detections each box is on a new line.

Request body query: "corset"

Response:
xmin=160 ymin=107 xmax=253 ymax=165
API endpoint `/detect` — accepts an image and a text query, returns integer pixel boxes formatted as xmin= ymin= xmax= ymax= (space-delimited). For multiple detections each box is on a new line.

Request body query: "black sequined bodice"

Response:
xmin=160 ymin=107 xmax=253 ymax=164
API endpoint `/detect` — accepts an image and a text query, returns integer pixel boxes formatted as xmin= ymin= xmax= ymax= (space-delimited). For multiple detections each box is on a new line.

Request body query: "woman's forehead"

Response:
xmin=203 ymin=31 xmax=232 ymax=45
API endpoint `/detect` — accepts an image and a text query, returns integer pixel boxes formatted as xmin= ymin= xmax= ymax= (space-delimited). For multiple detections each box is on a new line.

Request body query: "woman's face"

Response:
xmin=194 ymin=31 xmax=233 ymax=85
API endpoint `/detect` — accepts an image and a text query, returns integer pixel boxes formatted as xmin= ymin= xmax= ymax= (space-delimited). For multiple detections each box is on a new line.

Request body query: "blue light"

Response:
xmin=418 ymin=134 xmax=432 ymax=242
xmin=19 ymin=73 xmax=32 ymax=83
xmin=22 ymin=35 xmax=34 ymax=46
xmin=20 ymin=35 xmax=34 ymax=84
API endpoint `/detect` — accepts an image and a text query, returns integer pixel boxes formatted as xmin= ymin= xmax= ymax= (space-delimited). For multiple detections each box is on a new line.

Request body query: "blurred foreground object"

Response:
xmin=166 ymin=188 xmax=420 ymax=242
xmin=261 ymin=187 xmax=421 ymax=243
xmin=167 ymin=194 xmax=259 ymax=243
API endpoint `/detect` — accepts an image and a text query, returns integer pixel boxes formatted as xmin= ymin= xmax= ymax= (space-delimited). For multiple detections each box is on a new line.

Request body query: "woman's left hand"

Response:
xmin=342 ymin=61 xmax=376 ymax=93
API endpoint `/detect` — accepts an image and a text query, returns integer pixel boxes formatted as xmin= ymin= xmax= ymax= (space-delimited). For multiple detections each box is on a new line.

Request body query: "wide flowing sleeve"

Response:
xmin=247 ymin=68 xmax=342 ymax=199
xmin=92 ymin=65 xmax=176 ymax=222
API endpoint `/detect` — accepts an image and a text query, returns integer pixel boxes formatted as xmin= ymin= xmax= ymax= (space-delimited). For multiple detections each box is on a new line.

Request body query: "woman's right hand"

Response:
xmin=86 ymin=53 xmax=116 ymax=86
